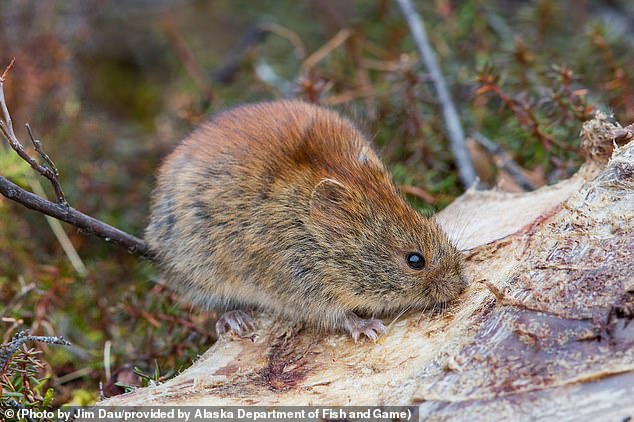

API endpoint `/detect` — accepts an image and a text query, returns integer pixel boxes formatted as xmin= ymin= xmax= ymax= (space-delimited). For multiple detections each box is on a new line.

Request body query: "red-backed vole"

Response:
xmin=145 ymin=100 xmax=467 ymax=341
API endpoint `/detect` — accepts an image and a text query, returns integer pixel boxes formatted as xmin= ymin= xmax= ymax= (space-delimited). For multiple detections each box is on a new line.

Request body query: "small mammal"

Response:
xmin=146 ymin=100 xmax=466 ymax=341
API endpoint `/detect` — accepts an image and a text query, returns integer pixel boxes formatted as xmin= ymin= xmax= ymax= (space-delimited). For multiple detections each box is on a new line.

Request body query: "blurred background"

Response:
xmin=1 ymin=0 xmax=633 ymax=408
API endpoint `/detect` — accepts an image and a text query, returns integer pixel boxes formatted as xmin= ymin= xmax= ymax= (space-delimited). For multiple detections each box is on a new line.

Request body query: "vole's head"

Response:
xmin=309 ymin=176 xmax=467 ymax=316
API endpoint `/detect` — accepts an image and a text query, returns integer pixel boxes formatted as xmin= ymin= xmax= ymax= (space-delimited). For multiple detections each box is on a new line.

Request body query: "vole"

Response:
xmin=145 ymin=100 xmax=467 ymax=341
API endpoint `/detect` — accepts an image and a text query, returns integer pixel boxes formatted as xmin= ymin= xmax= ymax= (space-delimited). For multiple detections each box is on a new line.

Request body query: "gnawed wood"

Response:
xmin=100 ymin=115 xmax=634 ymax=420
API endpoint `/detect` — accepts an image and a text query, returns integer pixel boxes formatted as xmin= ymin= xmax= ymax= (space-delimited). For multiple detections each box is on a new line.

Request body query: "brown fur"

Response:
xmin=145 ymin=100 xmax=467 ymax=332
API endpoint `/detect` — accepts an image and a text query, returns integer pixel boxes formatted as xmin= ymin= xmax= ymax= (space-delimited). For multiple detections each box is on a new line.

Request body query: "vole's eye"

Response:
xmin=406 ymin=252 xmax=425 ymax=270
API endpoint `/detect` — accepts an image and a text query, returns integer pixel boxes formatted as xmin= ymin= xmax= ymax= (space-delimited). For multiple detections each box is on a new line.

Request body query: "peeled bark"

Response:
xmin=100 ymin=115 xmax=634 ymax=420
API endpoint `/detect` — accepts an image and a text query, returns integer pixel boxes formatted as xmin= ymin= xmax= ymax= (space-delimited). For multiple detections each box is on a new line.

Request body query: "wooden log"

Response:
xmin=100 ymin=114 xmax=634 ymax=420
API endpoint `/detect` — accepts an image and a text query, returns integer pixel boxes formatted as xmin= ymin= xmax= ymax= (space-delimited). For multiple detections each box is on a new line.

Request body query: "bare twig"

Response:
xmin=324 ymin=85 xmax=375 ymax=106
xmin=0 ymin=61 xmax=67 ymax=205
xmin=294 ymin=29 xmax=354 ymax=103
xmin=300 ymin=29 xmax=353 ymax=75
xmin=472 ymin=132 xmax=537 ymax=191
xmin=26 ymin=124 xmax=58 ymax=178
xmin=0 ymin=175 xmax=153 ymax=257
xmin=396 ymin=0 xmax=476 ymax=188
xmin=0 ymin=57 xmax=15 ymax=81
xmin=1 ymin=60 xmax=87 ymax=273
xmin=0 ymin=61 xmax=154 ymax=259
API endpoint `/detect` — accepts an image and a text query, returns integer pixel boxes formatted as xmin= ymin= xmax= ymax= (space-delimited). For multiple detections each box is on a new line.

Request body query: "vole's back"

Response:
xmin=145 ymin=101 xmax=394 ymax=326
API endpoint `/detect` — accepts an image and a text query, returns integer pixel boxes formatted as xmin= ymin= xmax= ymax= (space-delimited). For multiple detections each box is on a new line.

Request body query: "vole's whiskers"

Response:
xmin=453 ymin=220 xmax=470 ymax=249
xmin=438 ymin=205 xmax=474 ymax=250
xmin=415 ymin=299 xmax=431 ymax=325
xmin=388 ymin=303 xmax=414 ymax=330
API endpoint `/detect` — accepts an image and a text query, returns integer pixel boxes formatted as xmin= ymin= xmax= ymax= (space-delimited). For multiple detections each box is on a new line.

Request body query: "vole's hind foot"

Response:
xmin=343 ymin=313 xmax=387 ymax=342
xmin=215 ymin=310 xmax=255 ymax=337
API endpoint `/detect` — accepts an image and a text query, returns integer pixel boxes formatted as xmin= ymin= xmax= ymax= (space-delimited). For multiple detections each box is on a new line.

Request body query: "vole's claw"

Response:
xmin=343 ymin=313 xmax=387 ymax=342
xmin=216 ymin=310 xmax=255 ymax=337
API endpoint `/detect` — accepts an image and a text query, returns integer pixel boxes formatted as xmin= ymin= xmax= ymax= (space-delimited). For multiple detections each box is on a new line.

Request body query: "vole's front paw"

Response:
xmin=343 ymin=312 xmax=386 ymax=342
xmin=215 ymin=310 xmax=255 ymax=337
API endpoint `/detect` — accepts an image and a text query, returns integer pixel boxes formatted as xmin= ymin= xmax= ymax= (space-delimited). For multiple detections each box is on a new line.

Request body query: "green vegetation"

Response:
xmin=1 ymin=0 xmax=632 ymax=412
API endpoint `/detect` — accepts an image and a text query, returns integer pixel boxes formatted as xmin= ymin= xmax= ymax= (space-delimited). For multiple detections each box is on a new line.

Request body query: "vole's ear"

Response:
xmin=309 ymin=178 xmax=358 ymax=234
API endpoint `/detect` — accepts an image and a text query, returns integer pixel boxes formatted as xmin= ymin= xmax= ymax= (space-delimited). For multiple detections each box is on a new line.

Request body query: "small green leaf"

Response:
xmin=42 ymin=387 xmax=54 ymax=408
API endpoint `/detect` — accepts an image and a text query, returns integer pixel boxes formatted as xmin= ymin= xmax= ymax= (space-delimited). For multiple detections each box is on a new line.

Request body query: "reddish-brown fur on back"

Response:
xmin=146 ymin=100 xmax=466 ymax=332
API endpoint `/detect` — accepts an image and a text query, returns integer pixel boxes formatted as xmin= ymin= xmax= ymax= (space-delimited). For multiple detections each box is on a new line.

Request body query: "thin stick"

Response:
xmin=26 ymin=124 xmax=58 ymax=176
xmin=104 ymin=340 xmax=112 ymax=382
xmin=472 ymin=132 xmax=537 ymax=191
xmin=0 ymin=63 xmax=67 ymax=205
xmin=396 ymin=0 xmax=476 ymax=188
xmin=0 ymin=175 xmax=153 ymax=258
xmin=300 ymin=29 xmax=353 ymax=74
xmin=0 ymin=60 xmax=154 ymax=259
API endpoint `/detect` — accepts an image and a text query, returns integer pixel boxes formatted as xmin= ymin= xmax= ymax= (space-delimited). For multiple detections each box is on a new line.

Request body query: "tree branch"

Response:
xmin=0 ymin=60 xmax=154 ymax=260
xmin=0 ymin=59 xmax=67 ymax=205
xmin=396 ymin=0 xmax=476 ymax=188
xmin=0 ymin=176 xmax=153 ymax=257
xmin=472 ymin=132 xmax=537 ymax=191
